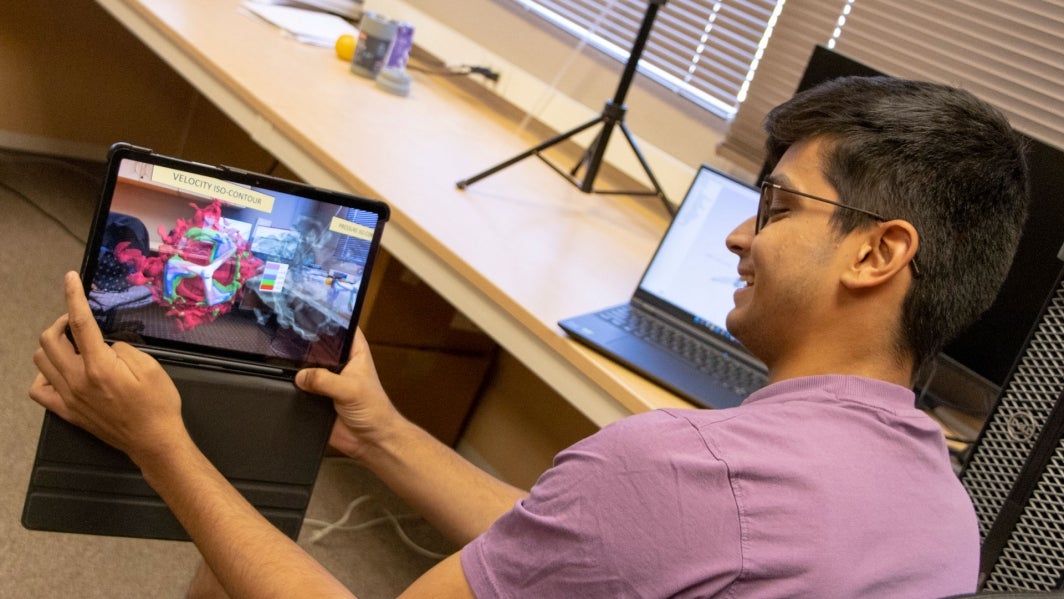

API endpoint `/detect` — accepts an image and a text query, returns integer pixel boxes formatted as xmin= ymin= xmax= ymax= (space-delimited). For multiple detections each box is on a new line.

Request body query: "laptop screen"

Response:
xmin=637 ymin=165 xmax=760 ymax=343
xmin=85 ymin=148 xmax=389 ymax=373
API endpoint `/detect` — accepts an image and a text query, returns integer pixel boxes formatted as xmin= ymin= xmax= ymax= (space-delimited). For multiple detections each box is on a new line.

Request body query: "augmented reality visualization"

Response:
xmin=89 ymin=158 xmax=380 ymax=368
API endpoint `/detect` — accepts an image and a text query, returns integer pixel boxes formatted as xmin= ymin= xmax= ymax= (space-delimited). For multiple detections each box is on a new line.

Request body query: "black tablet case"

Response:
xmin=22 ymin=143 xmax=389 ymax=541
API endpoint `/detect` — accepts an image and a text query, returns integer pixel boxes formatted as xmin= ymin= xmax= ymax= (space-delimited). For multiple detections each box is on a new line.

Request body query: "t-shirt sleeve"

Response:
xmin=460 ymin=410 xmax=742 ymax=598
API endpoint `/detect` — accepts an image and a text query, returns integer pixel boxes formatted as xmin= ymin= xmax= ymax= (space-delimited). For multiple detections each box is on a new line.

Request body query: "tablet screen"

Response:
xmin=83 ymin=145 xmax=389 ymax=373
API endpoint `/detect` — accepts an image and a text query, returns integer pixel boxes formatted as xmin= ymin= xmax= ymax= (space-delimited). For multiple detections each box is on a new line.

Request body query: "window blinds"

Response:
xmin=716 ymin=0 xmax=843 ymax=171
xmin=333 ymin=208 xmax=376 ymax=264
xmin=510 ymin=0 xmax=779 ymax=118
xmin=720 ymin=0 xmax=1064 ymax=173
xmin=833 ymin=0 xmax=1064 ymax=152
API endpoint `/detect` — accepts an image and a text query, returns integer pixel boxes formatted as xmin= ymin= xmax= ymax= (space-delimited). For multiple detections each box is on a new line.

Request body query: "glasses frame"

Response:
xmin=756 ymin=181 xmax=921 ymax=277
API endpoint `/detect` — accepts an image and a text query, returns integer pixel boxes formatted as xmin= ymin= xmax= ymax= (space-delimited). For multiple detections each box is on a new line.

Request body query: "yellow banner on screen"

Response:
xmin=330 ymin=216 xmax=374 ymax=240
xmin=151 ymin=165 xmax=275 ymax=213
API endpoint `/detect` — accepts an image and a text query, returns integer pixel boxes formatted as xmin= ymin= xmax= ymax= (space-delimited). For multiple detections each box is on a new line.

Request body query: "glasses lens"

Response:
xmin=756 ymin=183 xmax=774 ymax=233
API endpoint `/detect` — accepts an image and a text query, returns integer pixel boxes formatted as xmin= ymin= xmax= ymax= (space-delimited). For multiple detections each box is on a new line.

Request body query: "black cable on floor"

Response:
xmin=0 ymin=179 xmax=87 ymax=244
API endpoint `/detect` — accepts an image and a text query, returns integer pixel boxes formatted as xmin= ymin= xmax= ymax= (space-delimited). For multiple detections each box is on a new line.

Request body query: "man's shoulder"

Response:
xmin=561 ymin=408 xmax=731 ymax=469
xmin=596 ymin=408 xmax=722 ymax=440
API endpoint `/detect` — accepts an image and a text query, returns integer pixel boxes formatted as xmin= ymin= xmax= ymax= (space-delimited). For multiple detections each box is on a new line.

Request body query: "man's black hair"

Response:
xmin=763 ymin=76 xmax=1030 ymax=369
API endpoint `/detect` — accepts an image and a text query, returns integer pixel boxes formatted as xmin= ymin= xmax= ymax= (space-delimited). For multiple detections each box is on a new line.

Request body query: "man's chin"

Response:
xmin=724 ymin=309 xmax=743 ymax=337
xmin=725 ymin=311 xmax=756 ymax=352
xmin=725 ymin=327 xmax=746 ymax=349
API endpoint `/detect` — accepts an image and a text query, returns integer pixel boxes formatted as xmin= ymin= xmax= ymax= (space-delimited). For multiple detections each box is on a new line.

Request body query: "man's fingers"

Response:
xmin=62 ymin=271 xmax=107 ymax=361
xmin=38 ymin=312 xmax=70 ymax=349
xmin=37 ymin=312 xmax=81 ymax=375
xmin=33 ymin=346 xmax=71 ymax=396
xmin=28 ymin=371 xmax=72 ymax=421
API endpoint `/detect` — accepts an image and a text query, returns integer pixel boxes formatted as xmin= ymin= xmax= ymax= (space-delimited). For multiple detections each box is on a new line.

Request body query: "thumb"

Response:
xmin=295 ymin=367 xmax=345 ymax=399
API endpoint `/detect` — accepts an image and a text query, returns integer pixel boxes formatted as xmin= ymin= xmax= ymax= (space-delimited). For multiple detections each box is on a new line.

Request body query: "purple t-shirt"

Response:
xmin=461 ymin=375 xmax=979 ymax=598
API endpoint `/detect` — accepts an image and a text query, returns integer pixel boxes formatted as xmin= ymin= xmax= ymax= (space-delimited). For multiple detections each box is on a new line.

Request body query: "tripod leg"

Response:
xmin=457 ymin=116 xmax=604 ymax=189
xmin=458 ymin=1 xmax=668 ymax=201
xmin=572 ymin=101 xmax=624 ymax=193
xmin=618 ymin=121 xmax=673 ymax=215
xmin=569 ymin=101 xmax=622 ymax=180
xmin=569 ymin=144 xmax=593 ymax=178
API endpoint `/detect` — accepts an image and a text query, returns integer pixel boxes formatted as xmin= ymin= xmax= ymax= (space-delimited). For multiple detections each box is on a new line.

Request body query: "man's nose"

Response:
xmin=726 ymin=216 xmax=757 ymax=257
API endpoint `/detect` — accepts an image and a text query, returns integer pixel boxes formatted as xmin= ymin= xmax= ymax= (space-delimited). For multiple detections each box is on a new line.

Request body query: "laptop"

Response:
xmin=559 ymin=164 xmax=767 ymax=409
xmin=22 ymin=143 xmax=390 ymax=541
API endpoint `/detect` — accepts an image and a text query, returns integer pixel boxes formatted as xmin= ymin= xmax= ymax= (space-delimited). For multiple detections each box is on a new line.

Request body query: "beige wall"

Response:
xmin=460 ymin=352 xmax=598 ymax=490
xmin=0 ymin=0 xmax=274 ymax=171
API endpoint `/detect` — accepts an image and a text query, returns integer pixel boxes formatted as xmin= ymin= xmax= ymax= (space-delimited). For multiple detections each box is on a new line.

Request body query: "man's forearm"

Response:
xmin=137 ymin=437 xmax=354 ymax=599
xmin=360 ymin=418 xmax=527 ymax=546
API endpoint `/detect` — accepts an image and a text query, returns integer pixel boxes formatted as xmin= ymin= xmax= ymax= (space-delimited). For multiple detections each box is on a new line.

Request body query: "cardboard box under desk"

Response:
xmin=361 ymin=252 xmax=496 ymax=354
xmin=370 ymin=344 xmax=494 ymax=447
xmin=358 ymin=252 xmax=497 ymax=446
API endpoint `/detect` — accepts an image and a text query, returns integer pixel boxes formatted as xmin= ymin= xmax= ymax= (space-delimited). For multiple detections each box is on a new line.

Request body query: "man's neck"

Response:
xmin=767 ymin=360 xmax=914 ymax=388
xmin=764 ymin=325 xmax=915 ymax=388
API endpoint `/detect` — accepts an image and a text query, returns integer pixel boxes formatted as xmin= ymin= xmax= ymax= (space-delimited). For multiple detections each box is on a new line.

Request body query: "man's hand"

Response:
xmin=296 ymin=327 xmax=526 ymax=547
xmin=29 ymin=271 xmax=187 ymax=465
xmin=295 ymin=328 xmax=403 ymax=461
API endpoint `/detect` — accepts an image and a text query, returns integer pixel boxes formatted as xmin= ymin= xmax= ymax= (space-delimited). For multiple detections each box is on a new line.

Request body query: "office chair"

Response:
xmin=957 ymin=267 xmax=1064 ymax=594
xmin=945 ymin=594 xmax=1064 ymax=598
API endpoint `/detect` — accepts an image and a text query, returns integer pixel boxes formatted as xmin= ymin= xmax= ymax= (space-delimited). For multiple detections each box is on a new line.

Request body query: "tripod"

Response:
xmin=456 ymin=0 xmax=673 ymax=215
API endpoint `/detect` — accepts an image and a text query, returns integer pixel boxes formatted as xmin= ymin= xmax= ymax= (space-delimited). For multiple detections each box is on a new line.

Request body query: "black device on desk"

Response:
xmin=559 ymin=164 xmax=767 ymax=409
xmin=22 ymin=143 xmax=390 ymax=541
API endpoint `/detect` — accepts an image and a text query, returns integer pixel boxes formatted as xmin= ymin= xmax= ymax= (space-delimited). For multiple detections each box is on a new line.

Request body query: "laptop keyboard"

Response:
xmin=599 ymin=305 xmax=767 ymax=397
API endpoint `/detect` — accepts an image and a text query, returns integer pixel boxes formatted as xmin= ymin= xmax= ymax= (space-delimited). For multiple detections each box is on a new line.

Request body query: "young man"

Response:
xmin=30 ymin=76 xmax=1028 ymax=598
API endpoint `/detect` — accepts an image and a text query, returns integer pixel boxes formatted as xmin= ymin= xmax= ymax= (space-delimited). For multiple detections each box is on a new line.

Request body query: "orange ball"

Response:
xmin=334 ymin=34 xmax=356 ymax=62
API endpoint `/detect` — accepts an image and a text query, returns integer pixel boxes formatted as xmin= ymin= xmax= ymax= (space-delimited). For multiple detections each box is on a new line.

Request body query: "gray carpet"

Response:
xmin=0 ymin=149 xmax=452 ymax=598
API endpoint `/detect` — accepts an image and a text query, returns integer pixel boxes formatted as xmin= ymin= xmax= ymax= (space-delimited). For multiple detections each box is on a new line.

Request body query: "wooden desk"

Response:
xmin=94 ymin=0 xmax=696 ymax=427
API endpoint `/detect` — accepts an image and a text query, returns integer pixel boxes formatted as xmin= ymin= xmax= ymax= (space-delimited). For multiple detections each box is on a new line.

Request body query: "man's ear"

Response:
xmin=841 ymin=220 xmax=919 ymax=289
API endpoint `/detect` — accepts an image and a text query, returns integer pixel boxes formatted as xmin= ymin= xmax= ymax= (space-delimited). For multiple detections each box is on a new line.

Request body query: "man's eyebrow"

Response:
xmin=762 ymin=173 xmax=789 ymax=187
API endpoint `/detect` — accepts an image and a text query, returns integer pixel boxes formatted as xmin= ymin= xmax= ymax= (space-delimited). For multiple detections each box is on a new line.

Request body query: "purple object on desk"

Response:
xmin=387 ymin=21 xmax=414 ymax=69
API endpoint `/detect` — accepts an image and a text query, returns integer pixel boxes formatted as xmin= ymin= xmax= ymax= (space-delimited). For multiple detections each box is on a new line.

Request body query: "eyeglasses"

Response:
xmin=757 ymin=181 xmax=890 ymax=233
xmin=756 ymin=181 xmax=921 ymax=277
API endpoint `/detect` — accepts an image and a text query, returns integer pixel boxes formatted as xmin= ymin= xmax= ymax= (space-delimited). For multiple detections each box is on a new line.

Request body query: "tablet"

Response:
xmin=83 ymin=142 xmax=390 ymax=374
xmin=23 ymin=143 xmax=390 ymax=541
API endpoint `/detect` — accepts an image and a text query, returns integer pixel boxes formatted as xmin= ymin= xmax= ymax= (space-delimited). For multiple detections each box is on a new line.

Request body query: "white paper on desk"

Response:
xmin=242 ymin=1 xmax=358 ymax=47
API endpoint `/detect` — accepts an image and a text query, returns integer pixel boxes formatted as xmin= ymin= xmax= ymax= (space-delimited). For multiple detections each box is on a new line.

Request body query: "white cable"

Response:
xmin=305 ymin=495 xmax=374 ymax=543
xmin=303 ymin=495 xmax=451 ymax=560
xmin=516 ymin=0 xmax=620 ymax=134
xmin=382 ymin=509 xmax=451 ymax=560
